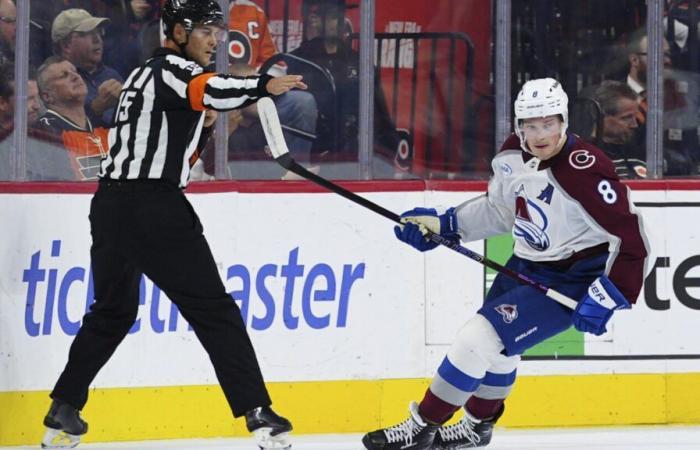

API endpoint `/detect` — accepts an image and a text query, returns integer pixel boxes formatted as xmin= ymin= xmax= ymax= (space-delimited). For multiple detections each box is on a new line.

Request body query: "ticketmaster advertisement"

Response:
xmin=1 ymin=187 xmax=700 ymax=389
xmin=0 ymin=190 xmax=485 ymax=392
xmin=3 ymin=185 xmax=700 ymax=444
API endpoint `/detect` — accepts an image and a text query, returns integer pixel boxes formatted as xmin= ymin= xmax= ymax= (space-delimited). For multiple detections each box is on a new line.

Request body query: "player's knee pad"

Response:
xmin=431 ymin=315 xmax=507 ymax=403
xmin=446 ymin=313 xmax=505 ymax=370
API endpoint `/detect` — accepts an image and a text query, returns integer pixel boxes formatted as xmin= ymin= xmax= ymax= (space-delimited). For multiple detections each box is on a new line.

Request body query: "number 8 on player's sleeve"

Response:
xmin=597 ymin=180 xmax=618 ymax=204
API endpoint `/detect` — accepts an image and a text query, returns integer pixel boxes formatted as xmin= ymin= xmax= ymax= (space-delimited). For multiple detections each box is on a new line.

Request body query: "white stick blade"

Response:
xmin=258 ymin=97 xmax=290 ymax=158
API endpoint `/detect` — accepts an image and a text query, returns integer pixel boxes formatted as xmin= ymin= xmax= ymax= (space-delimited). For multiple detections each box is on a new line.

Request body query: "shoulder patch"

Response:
xmin=500 ymin=162 xmax=513 ymax=176
xmin=568 ymin=149 xmax=596 ymax=170
xmin=165 ymin=55 xmax=203 ymax=75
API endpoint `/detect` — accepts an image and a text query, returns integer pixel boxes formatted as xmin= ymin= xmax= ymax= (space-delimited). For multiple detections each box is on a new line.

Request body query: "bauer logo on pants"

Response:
xmin=495 ymin=304 xmax=518 ymax=323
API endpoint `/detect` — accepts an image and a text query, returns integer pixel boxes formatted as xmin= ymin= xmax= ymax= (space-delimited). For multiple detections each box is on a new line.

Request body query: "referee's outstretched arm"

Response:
xmin=101 ymin=3 xmax=308 ymax=187
xmin=184 ymin=69 xmax=308 ymax=113
xmin=157 ymin=4 xmax=307 ymax=115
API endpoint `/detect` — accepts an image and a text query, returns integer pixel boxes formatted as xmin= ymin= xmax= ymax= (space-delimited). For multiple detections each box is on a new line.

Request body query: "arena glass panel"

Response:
xmin=0 ymin=2 xmax=20 ymax=181
xmin=369 ymin=0 xmax=494 ymax=181
xmin=223 ymin=0 xmax=495 ymax=181
xmin=0 ymin=0 xmax=16 ymax=181
xmin=217 ymin=0 xmax=347 ymax=180
xmin=662 ymin=1 xmax=700 ymax=177
xmin=511 ymin=0 xmax=663 ymax=181
xmin=14 ymin=0 xmax=161 ymax=182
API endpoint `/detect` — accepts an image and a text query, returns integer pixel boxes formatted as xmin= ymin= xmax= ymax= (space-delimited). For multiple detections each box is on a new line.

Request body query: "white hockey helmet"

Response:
xmin=514 ymin=77 xmax=568 ymax=152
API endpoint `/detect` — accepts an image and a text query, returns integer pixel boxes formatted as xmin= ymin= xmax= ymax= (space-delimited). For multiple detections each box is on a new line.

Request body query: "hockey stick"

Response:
xmin=257 ymin=97 xmax=577 ymax=310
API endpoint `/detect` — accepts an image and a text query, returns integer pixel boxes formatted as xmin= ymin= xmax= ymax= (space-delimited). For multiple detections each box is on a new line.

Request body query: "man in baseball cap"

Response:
xmin=51 ymin=8 xmax=123 ymax=127
xmin=51 ymin=8 xmax=110 ymax=43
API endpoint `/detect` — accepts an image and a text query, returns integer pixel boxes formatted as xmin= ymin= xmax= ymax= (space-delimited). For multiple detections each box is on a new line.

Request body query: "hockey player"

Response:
xmin=40 ymin=0 xmax=305 ymax=449
xmin=362 ymin=78 xmax=649 ymax=450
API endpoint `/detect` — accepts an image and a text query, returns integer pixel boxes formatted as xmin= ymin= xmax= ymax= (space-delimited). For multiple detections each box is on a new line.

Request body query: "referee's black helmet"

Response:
xmin=162 ymin=0 xmax=224 ymax=38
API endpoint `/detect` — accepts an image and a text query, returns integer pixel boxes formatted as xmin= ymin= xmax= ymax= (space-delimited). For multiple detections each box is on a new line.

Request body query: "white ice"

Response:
xmin=4 ymin=426 xmax=700 ymax=450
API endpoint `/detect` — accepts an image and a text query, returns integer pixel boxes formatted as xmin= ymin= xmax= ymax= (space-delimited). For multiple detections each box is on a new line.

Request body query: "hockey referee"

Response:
xmin=40 ymin=1 xmax=305 ymax=449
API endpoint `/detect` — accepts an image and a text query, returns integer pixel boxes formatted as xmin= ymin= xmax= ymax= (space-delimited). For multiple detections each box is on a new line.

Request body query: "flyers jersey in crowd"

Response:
xmin=228 ymin=0 xmax=277 ymax=70
xmin=36 ymin=110 xmax=109 ymax=180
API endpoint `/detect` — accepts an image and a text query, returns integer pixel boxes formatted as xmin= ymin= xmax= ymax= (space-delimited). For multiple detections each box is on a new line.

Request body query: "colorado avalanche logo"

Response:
xmin=569 ymin=149 xmax=596 ymax=169
xmin=513 ymin=185 xmax=550 ymax=251
xmin=495 ymin=304 xmax=518 ymax=323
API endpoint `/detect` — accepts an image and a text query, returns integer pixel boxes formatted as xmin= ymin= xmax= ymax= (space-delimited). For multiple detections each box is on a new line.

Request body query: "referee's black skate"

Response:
xmin=431 ymin=405 xmax=503 ymax=449
xmin=362 ymin=401 xmax=439 ymax=450
xmin=245 ymin=406 xmax=293 ymax=449
xmin=41 ymin=399 xmax=88 ymax=449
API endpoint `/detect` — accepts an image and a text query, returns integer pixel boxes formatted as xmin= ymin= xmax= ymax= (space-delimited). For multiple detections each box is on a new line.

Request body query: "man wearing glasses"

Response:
xmin=51 ymin=8 xmax=123 ymax=128
xmin=626 ymin=30 xmax=699 ymax=176
xmin=590 ymin=80 xmax=647 ymax=179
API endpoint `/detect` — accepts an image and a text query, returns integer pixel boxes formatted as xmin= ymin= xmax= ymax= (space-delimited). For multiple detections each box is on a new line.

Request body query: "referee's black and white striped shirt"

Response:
xmin=99 ymin=48 xmax=272 ymax=187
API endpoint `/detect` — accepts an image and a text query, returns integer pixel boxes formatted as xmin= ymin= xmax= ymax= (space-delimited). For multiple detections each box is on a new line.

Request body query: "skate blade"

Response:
xmin=254 ymin=428 xmax=292 ymax=449
xmin=41 ymin=428 xmax=81 ymax=448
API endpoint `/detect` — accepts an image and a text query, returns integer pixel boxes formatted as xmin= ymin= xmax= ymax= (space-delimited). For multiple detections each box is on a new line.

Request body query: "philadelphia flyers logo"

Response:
xmin=228 ymin=30 xmax=253 ymax=65
xmin=568 ymin=149 xmax=596 ymax=169
xmin=394 ymin=128 xmax=412 ymax=172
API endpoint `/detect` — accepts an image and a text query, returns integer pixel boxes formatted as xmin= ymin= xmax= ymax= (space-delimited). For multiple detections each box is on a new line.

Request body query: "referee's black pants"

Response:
xmin=51 ymin=180 xmax=271 ymax=417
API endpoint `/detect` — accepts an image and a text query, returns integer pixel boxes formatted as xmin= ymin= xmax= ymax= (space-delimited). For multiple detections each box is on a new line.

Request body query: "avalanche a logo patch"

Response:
xmin=513 ymin=185 xmax=550 ymax=251
xmin=495 ymin=304 xmax=518 ymax=323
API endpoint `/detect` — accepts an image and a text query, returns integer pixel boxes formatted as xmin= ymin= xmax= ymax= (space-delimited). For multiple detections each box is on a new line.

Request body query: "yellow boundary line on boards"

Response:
xmin=3 ymin=373 xmax=700 ymax=446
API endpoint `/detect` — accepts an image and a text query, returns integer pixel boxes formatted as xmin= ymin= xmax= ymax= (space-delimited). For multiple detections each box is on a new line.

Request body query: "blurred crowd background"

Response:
xmin=0 ymin=0 xmax=697 ymax=181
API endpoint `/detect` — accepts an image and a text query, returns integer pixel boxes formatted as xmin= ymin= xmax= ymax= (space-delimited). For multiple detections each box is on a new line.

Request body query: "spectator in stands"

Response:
xmin=30 ymin=0 xmax=131 ymax=71
xmin=590 ymin=80 xmax=647 ymax=179
xmin=52 ymin=8 xmax=123 ymax=127
xmin=0 ymin=65 xmax=41 ymax=133
xmin=0 ymin=63 xmax=74 ymax=180
xmin=626 ymin=31 xmax=673 ymax=99
xmin=290 ymin=0 xmax=401 ymax=162
xmin=625 ymin=29 xmax=699 ymax=175
xmin=207 ymin=0 xmax=317 ymax=175
xmin=35 ymin=55 xmax=109 ymax=180
xmin=0 ymin=0 xmax=15 ymax=65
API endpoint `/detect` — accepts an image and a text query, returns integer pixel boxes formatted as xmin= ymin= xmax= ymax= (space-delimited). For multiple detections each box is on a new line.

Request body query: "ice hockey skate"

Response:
xmin=245 ymin=405 xmax=293 ymax=449
xmin=362 ymin=401 xmax=439 ymax=450
xmin=41 ymin=399 xmax=88 ymax=449
xmin=431 ymin=405 xmax=503 ymax=449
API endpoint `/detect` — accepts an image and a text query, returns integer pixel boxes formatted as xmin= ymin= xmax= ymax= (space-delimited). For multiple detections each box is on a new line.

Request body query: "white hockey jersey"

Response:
xmin=455 ymin=134 xmax=649 ymax=303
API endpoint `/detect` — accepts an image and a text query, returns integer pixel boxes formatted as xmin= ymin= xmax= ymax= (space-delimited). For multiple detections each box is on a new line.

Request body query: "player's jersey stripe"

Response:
xmin=482 ymin=370 xmax=517 ymax=387
xmin=436 ymin=357 xmax=484 ymax=392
